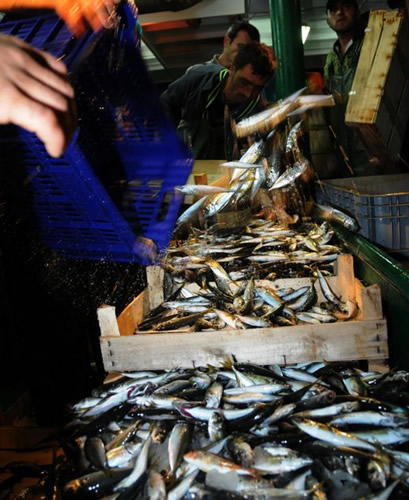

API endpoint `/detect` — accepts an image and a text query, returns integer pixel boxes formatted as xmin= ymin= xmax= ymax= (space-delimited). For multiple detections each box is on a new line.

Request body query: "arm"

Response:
xmin=0 ymin=33 xmax=76 ymax=157
xmin=160 ymin=78 xmax=186 ymax=127
xmin=160 ymin=69 xmax=205 ymax=127
xmin=0 ymin=0 xmax=119 ymax=36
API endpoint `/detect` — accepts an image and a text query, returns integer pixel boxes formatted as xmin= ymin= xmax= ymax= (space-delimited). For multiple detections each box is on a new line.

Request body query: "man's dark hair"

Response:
xmin=226 ymin=20 xmax=260 ymax=42
xmin=233 ymin=42 xmax=277 ymax=79
xmin=326 ymin=0 xmax=359 ymax=12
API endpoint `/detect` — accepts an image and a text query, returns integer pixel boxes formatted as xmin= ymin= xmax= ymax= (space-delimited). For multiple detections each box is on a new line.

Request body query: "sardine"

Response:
xmin=269 ymin=160 xmax=309 ymax=190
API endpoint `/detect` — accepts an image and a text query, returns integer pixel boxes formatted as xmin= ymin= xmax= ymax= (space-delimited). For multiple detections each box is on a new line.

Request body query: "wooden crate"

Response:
xmin=98 ymin=254 xmax=388 ymax=373
xmin=345 ymin=10 xmax=409 ymax=161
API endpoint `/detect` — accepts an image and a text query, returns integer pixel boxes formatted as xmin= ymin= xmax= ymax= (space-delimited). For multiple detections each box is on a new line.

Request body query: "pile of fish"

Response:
xmin=27 ymin=359 xmax=409 ymax=498
xmin=138 ymin=218 xmax=354 ymax=333
xmin=153 ymin=114 xmax=361 ymax=335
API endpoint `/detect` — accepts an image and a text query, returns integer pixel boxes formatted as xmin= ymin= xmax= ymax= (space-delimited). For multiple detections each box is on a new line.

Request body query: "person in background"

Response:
xmin=387 ymin=0 xmax=409 ymax=170
xmin=0 ymin=0 xmax=118 ymax=157
xmin=187 ymin=19 xmax=260 ymax=72
xmin=324 ymin=0 xmax=385 ymax=177
xmin=161 ymin=41 xmax=277 ymax=161
xmin=185 ymin=19 xmax=278 ymax=102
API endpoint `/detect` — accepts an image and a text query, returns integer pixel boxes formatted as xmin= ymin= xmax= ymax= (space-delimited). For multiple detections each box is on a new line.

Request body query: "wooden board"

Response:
xmin=98 ymin=255 xmax=389 ymax=372
xmin=100 ymin=318 xmax=387 ymax=372
xmin=345 ymin=10 xmax=409 ymax=160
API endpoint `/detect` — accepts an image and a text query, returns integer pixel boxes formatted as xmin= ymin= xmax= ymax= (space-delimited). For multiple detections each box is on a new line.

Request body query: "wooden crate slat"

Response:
xmin=100 ymin=319 xmax=388 ymax=372
xmin=345 ymin=10 xmax=408 ymax=160
xmin=346 ymin=10 xmax=402 ymax=125
xmin=97 ymin=305 xmax=121 ymax=337
xmin=346 ymin=10 xmax=386 ymax=124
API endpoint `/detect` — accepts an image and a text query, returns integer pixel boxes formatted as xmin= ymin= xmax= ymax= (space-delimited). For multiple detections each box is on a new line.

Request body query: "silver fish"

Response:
xmin=314 ymin=203 xmax=360 ymax=233
xmin=167 ymin=470 xmax=200 ymax=500
xmin=106 ymin=442 xmax=142 ymax=468
xmin=292 ymin=418 xmax=377 ymax=452
xmin=175 ymin=195 xmax=208 ymax=229
xmin=183 ymin=450 xmax=260 ymax=477
xmin=175 ymin=185 xmax=237 ymax=196
xmin=114 ymin=435 xmax=152 ymax=490
xmin=253 ymin=447 xmax=313 ymax=474
xmin=269 ymin=160 xmax=309 ymax=190
xmin=168 ymin=422 xmax=191 ymax=474
xmin=239 ymin=138 xmax=265 ymax=164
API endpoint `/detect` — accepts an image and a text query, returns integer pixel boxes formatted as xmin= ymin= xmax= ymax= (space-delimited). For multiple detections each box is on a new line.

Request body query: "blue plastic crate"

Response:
xmin=315 ymin=174 xmax=409 ymax=257
xmin=0 ymin=2 xmax=193 ymax=264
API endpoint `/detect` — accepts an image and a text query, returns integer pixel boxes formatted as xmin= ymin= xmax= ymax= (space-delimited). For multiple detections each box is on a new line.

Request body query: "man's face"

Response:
xmin=223 ymin=63 xmax=268 ymax=105
xmin=224 ymin=30 xmax=253 ymax=65
xmin=327 ymin=1 xmax=360 ymax=35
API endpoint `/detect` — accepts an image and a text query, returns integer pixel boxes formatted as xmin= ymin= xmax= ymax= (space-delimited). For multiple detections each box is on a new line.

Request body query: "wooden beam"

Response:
xmin=100 ymin=318 xmax=388 ymax=372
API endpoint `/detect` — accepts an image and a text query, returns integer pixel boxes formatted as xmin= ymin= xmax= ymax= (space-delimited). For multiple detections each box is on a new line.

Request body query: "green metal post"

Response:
xmin=269 ymin=0 xmax=305 ymax=100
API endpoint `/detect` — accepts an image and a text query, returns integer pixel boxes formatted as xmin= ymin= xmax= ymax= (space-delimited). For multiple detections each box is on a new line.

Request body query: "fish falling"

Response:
xmin=174 ymin=119 xmax=313 ymax=236
xmin=17 ymin=360 xmax=409 ymax=498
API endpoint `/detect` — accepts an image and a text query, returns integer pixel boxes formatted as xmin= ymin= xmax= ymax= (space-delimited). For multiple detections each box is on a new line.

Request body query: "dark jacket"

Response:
xmin=323 ymin=12 xmax=386 ymax=176
xmin=160 ymin=65 xmax=265 ymax=160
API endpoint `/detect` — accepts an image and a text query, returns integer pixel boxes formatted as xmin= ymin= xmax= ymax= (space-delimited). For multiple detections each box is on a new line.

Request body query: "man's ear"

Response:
xmin=223 ymin=34 xmax=231 ymax=48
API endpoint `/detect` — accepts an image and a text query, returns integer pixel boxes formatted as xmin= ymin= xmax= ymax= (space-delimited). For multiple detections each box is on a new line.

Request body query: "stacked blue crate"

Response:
xmin=0 ymin=1 xmax=193 ymax=264
xmin=315 ymin=174 xmax=409 ymax=256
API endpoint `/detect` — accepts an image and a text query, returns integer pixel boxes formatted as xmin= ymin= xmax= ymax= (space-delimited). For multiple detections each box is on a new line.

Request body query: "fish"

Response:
xmin=168 ymin=422 xmax=191 ymax=474
xmin=220 ymin=161 xmax=263 ymax=169
xmin=292 ymin=418 xmax=377 ymax=452
xmin=114 ymin=436 xmax=152 ymax=490
xmin=175 ymin=185 xmax=237 ymax=196
xmin=183 ymin=450 xmax=261 ymax=477
xmin=313 ymin=203 xmax=360 ymax=233
xmin=253 ymin=447 xmax=313 ymax=474
xmin=269 ymin=160 xmax=309 ymax=190
xmin=167 ymin=470 xmax=200 ymax=500
xmin=208 ymin=411 xmax=227 ymax=442
xmin=233 ymin=88 xmax=305 ymax=138
xmin=106 ymin=442 xmax=143 ymax=468
xmin=239 ymin=137 xmax=266 ymax=164
xmin=228 ymin=436 xmax=255 ymax=467
xmin=174 ymin=195 xmax=208 ymax=230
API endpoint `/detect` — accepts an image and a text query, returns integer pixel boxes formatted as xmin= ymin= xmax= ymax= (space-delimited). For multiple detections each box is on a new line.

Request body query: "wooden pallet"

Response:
xmin=98 ymin=254 xmax=388 ymax=373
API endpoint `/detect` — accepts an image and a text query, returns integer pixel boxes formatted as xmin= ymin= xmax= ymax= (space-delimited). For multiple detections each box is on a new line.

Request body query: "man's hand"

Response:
xmin=54 ymin=0 xmax=120 ymax=37
xmin=0 ymin=33 xmax=77 ymax=157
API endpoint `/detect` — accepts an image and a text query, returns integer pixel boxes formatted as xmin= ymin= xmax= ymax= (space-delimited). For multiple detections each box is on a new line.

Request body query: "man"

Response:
xmin=324 ymin=0 xmax=383 ymax=176
xmin=192 ymin=20 xmax=260 ymax=71
xmin=161 ymin=41 xmax=277 ymax=160
xmin=387 ymin=0 xmax=409 ymax=170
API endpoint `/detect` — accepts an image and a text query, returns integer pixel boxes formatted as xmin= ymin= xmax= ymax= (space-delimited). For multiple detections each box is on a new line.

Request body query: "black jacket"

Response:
xmin=160 ymin=65 xmax=265 ymax=160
